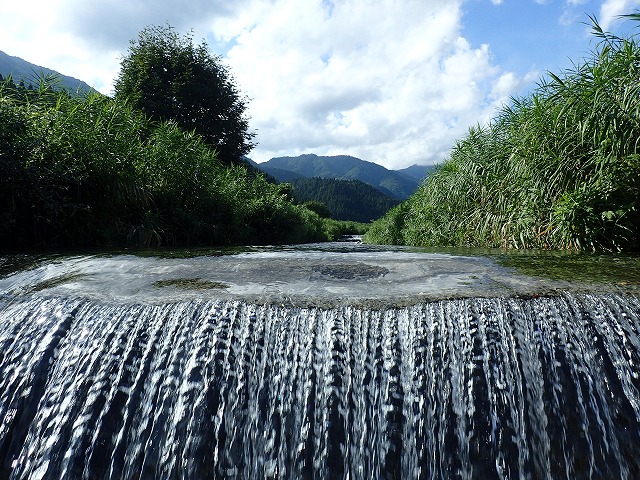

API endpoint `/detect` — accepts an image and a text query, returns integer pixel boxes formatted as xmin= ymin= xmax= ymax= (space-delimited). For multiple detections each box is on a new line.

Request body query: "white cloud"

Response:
xmin=0 ymin=0 xmax=252 ymax=93
xmin=0 ymin=0 xmax=530 ymax=169
xmin=0 ymin=0 xmax=122 ymax=93
xmin=221 ymin=0 xmax=519 ymax=167
xmin=600 ymin=0 xmax=639 ymax=30
xmin=560 ymin=0 xmax=594 ymax=27
xmin=491 ymin=72 xmax=520 ymax=99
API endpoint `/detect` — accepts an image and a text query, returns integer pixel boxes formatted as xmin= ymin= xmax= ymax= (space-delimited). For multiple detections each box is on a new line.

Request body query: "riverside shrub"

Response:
xmin=365 ymin=16 xmax=640 ymax=251
xmin=0 ymin=84 xmax=327 ymax=248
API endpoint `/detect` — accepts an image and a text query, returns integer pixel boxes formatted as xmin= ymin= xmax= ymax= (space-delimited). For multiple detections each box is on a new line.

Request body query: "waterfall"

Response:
xmin=0 ymin=293 xmax=639 ymax=479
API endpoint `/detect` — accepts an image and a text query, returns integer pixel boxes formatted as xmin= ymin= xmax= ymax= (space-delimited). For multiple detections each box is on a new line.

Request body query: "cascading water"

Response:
xmin=0 ymin=248 xmax=639 ymax=479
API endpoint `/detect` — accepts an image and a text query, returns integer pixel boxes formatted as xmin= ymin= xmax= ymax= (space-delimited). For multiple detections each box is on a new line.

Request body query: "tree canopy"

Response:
xmin=290 ymin=177 xmax=400 ymax=222
xmin=114 ymin=25 xmax=255 ymax=165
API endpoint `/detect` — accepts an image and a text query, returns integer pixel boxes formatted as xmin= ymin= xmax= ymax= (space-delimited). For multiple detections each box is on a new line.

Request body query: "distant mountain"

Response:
xmin=259 ymin=154 xmax=419 ymax=199
xmin=396 ymin=164 xmax=437 ymax=182
xmin=0 ymin=50 xmax=93 ymax=93
xmin=290 ymin=177 xmax=400 ymax=222
xmin=263 ymin=167 xmax=304 ymax=182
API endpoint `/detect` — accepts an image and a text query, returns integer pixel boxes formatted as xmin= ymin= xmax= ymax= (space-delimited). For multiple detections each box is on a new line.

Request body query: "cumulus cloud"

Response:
xmin=599 ymin=0 xmax=638 ymax=30
xmin=54 ymin=0 xmax=251 ymax=50
xmin=491 ymin=72 xmax=520 ymax=99
xmin=0 ymin=0 xmax=121 ymax=92
xmin=0 ymin=0 xmax=253 ymax=93
xmin=219 ymin=0 xmax=521 ymax=167
xmin=0 ymin=0 xmax=530 ymax=168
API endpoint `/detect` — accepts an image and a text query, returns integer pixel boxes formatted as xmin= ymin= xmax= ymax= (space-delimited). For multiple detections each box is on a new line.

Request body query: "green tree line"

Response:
xmin=365 ymin=14 xmax=640 ymax=252
xmin=290 ymin=177 xmax=400 ymax=222
xmin=0 ymin=27 xmax=341 ymax=249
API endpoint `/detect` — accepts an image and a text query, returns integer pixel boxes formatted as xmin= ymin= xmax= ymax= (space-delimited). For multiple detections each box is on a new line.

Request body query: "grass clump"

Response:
xmin=0 ymin=81 xmax=328 ymax=249
xmin=365 ymin=14 xmax=640 ymax=252
xmin=321 ymin=219 xmax=370 ymax=241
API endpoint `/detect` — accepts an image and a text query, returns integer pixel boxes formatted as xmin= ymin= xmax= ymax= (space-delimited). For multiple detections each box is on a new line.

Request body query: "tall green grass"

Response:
xmin=365 ymin=16 xmax=640 ymax=251
xmin=0 ymin=82 xmax=327 ymax=248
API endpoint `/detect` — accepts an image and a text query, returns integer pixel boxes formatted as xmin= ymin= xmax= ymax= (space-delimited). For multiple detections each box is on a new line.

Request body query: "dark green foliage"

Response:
xmin=364 ymin=203 xmax=409 ymax=246
xmin=321 ymin=219 xmax=370 ymax=240
xmin=0 ymin=81 xmax=326 ymax=249
xmin=114 ymin=25 xmax=255 ymax=165
xmin=290 ymin=177 xmax=400 ymax=222
xmin=302 ymin=200 xmax=333 ymax=219
xmin=365 ymin=15 xmax=640 ymax=251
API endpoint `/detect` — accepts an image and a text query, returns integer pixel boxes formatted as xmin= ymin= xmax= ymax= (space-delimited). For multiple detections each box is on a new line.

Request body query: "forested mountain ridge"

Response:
xmin=396 ymin=164 xmax=437 ymax=182
xmin=258 ymin=154 xmax=421 ymax=199
xmin=0 ymin=50 xmax=93 ymax=93
xmin=290 ymin=177 xmax=400 ymax=222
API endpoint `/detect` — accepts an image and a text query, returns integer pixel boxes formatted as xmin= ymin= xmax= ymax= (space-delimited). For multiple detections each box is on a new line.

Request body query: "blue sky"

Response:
xmin=464 ymin=1 xmax=578 ymax=78
xmin=1 ymin=0 xmax=638 ymax=168
xmin=463 ymin=0 xmax=638 ymax=91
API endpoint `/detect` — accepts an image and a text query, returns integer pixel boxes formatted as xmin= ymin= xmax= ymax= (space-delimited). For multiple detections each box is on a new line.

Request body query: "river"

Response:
xmin=0 ymin=243 xmax=639 ymax=479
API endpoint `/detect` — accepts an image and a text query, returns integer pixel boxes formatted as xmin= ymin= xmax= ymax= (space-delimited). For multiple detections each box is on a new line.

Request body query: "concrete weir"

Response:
xmin=0 ymin=246 xmax=624 ymax=307
xmin=1 ymin=244 xmax=639 ymax=479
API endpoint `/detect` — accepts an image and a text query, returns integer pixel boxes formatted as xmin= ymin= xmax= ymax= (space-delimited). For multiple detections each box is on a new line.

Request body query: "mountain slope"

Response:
xmin=259 ymin=154 xmax=419 ymax=199
xmin=396 ymin=164 xmax=436 ymax=182
xmin=0 ymin=50 xmax=93 ymax=93
xmin=290 ymin=177 xmax=400 ymax=222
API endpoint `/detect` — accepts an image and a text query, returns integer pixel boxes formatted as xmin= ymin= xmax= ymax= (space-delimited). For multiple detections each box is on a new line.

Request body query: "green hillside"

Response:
xmin=0 ymin=50 xmax=92 ymax=93
xmin=260 ymin=154 xmax=420 ymax=199
xmin=290 ymin=177 xmax=400 ymax=222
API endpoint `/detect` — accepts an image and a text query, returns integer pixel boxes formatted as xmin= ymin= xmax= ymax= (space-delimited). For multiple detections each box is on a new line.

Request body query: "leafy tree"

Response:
xmin=114 ymin=24 xmax=255 ymax=165
xmin=303 ymin=200 xmax=333 ymax=219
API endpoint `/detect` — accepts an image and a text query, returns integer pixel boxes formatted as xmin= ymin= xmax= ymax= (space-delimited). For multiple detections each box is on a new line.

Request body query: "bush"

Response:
xmin=0 ymin=83 xmax=329 ymax=248
xmin=366 ymin=15 xmax=640 ymax=251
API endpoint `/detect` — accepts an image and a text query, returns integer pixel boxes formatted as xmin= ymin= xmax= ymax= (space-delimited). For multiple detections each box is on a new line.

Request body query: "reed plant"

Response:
xmin=0 ymin=81 xmax=327 ymax=248
xmin=365 ymin=15 xmax=640 ymax=251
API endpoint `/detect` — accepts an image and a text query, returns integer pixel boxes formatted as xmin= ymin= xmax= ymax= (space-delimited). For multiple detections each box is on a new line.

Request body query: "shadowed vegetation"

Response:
xmin=0 ymin=76 xmax=331 ymax=248
xmin=114 ymin=25 xmax=255 ymax=166
xmin=365 ymin=14 xmax=640 ymax=252
xmin=289 ymin=177 xmax=400 ymax=222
